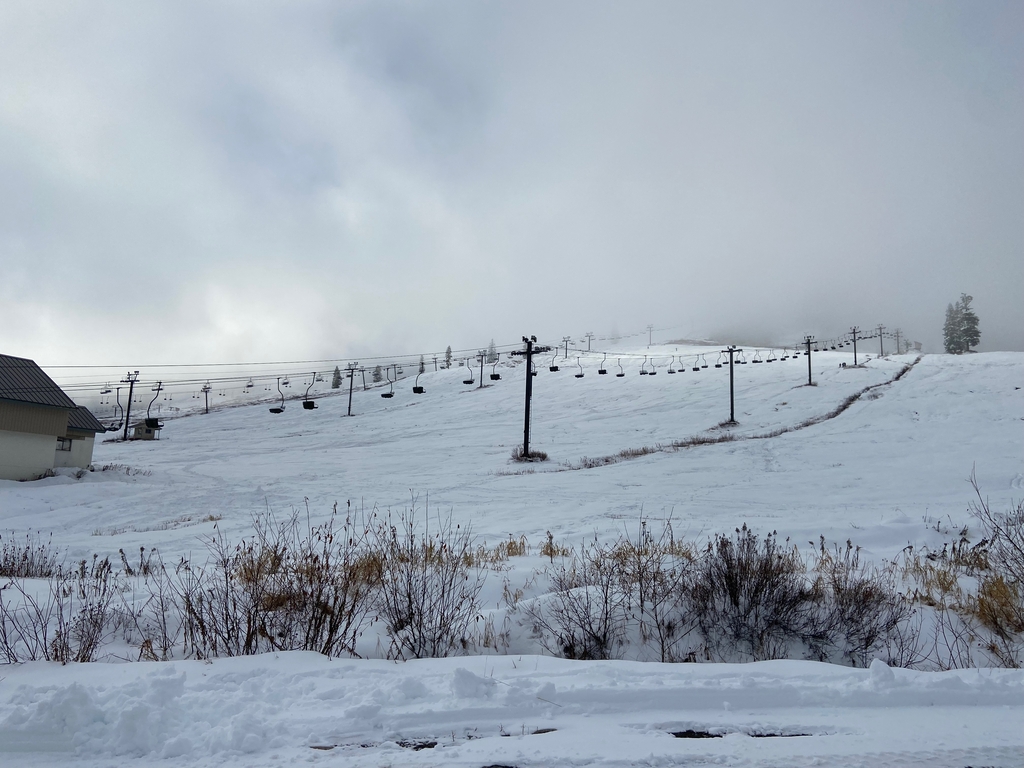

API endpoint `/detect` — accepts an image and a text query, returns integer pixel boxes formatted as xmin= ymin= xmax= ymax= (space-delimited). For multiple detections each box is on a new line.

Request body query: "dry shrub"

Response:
xmin=540 ymin=531 xmax=570 ymax=562
xmin=967 ymin=473 xmax=1024 ymax=666
xmin=370 ymin=508 xmax=485 ymax=660
xmin=811 ymin=539 xmax=911 ymax=666
xmin=0 ymin=532 xmax=60 ymax=578
xmin=511 ymin=445 xmax=548 ymax=462
xmin=611 ymin=518 xmax=696 ymax=662
xmin=0 ymin=555 xmax=122 ymax=664
xmin=526 ymin=537 xmax=629 ymax=660
xmin=177 ymin=503 xmax=377 ymax=659
xmin=692 ymin=525 xmax=811 ymax=661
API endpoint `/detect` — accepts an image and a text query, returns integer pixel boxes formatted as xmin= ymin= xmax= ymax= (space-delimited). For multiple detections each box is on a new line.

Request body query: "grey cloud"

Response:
xmin=0 ymin=0 xmax=1020 ymax=367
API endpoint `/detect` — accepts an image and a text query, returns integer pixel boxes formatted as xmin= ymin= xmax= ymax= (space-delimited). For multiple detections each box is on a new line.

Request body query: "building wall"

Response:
xmin=53 ymin=433 xmax=96 ymax=469
xmin=0 ymin=429 xmax=58 ymax=481
xmin=0 ymin=401 xmax=69 ymax=436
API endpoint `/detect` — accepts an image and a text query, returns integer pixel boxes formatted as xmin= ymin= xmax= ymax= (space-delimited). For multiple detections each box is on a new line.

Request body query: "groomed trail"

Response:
xmin=560 ymin=355 xmax=923 ymax=471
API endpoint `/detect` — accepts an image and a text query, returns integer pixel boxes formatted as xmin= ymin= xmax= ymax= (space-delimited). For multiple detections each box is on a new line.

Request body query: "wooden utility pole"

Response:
xmin=721 ymin=346 xmax=742 ymax=423
xmin=346 ymin=363 xmax=357 ymax=416
xmin=877 ymin=324 xmax=885 ymax=357
xmin=510 ymin=336 xmax=550 ymax=458
xmin=804 ymin=335 xmax=814 ymax=385
xmin=121 ymin=371 xmax=139 ymax=440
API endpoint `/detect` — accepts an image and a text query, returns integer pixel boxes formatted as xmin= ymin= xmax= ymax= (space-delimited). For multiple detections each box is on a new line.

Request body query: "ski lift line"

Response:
xmin=31 ymin=324 xmax=889 ymax=379
xmin=37 ymin=341 xmax=528 ymax=372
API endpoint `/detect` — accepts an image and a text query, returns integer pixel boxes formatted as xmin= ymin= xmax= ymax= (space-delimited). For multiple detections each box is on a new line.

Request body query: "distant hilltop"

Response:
xmin=663 ymin=338 xmax=717 ymax=346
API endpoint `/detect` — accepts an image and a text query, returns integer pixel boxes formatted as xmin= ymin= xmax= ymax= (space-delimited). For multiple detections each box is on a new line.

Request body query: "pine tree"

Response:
xmin=486 ymin=339 xmax=498 ymax=364
xmin=958 ymin=293 xmax=980 ymax=352
xmin=943 ymin=294 xmax=982 ymax=354
xmin=419 ymin=355 xmax=426 ymax=374
xmin=331 ymin=366 xmax=342 ymax=389
xmin=372 ymin=365 xmax=383 ymax=383
xmin=943 ymin=302 xmax=961 ymax=354
xmin=444 ymin=346 xmax=453 ymax=369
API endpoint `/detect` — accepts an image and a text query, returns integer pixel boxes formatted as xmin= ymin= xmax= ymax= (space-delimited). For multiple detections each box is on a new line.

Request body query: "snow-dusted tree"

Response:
xmin=419 ymin=355 xmax=426 ymax=374
xmin=959 ymin=294 xmax=980 ymax=352
xmin=372 ymin=365 xmax=383 ymax=383
xmin=331 ymin=366 xmax=342 ymax=389
xmin=943 ymin=294 xmax=981 ymax=354
xmin=444 ymin=346 xmax=453 ymax=369
xmin=486 ymin=339 xmax=498 ymax=364
xmin=943 ymin=302 xmax=961 ymax=353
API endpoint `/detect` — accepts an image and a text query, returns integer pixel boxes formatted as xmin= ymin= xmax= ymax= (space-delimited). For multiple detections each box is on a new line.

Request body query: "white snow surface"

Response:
xmin=1 ymin=347 xmax=1023 ymax=766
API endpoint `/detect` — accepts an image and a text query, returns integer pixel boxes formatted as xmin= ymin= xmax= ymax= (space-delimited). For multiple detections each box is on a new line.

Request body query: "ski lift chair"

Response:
xmin=413 ymin=372 xmax=425 ymax=394
xmin=692 ymin=356 xmax=700 ymax=372
xmin=752 ymin=350 xmax=763 ymax=363
xmin=715 ymin=352 xmax=724 ymax=369
xmin=381 ymin=369 xmax=395 ymax=398
xmin=549 ymin=351 xmax=560 ymax=372
xmin=246 ymin=378 xmax=254 ymax=389
xmin=648 ymin=357 xmax=657 ymax=375
xmin=574 ymin=357 xmax=584 ymax=378
xmin=767 ymin=350 xmax=777 ymax=362
xmin=640 ymin=355 xmax=648 ymax=375
xmin=489 ymin=361 xmax=501 ymax=381
xmin=303 ymin=373 xmax=318 ymax=409
xmin=463 ymin=361 xmax=475 ymax=385
xmin=269 ymin=378 xmax=286 ymax=413
xmin=700 ymin=354 xmax=708 ymax=369
xmin=107 ymin=389 xmax=124 ymax=432
xmin=145 ymin=384 xmax=165 ymax=429
xmin=667 ymin=355 xmax=676 ymax=374
xmin=598 ymin=353 xmax=608 ymax=375
xmin=616 ymin=359 xmax=625 ymax=377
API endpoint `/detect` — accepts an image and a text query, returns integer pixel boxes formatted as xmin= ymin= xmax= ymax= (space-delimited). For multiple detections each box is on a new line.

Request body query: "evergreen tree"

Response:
xmin=942 ymin=294 xmax=981 ymax=354
xmin=419 ymin=355 xmax=426 ymax=374
xmin=331 ymin=366 xmax=342 ymax=389
xmin=943 ymin=302 xmax=961 ymax=353
xmin=486 ymin=339 xmax=498 ymax=364
xmin=444 ymin=345 xmax=453 ymax=369
xmin=959 ymin=293 xmax=981 ymax=352
xmin=372 ymin=364 xmax=383 ymax=383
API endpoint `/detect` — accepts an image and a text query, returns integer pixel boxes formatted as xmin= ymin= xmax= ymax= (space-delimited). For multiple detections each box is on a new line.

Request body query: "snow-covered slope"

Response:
xmin=4 ymin=348 xmax=1020 ymax=561
xmin=1 ymin=348 xmax=1022 ymax=767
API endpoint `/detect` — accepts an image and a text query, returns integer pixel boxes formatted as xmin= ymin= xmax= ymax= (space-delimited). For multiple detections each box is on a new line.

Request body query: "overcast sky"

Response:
xmin=1 ymin=0 xmax=1021 ymax=366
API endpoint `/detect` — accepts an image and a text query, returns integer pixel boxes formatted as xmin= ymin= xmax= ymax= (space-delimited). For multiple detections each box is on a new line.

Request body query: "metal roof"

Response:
xmin=67 ymin=406 xmax=107 ymax=433
xmin=0 ymin=354 xmax=78 ymax=409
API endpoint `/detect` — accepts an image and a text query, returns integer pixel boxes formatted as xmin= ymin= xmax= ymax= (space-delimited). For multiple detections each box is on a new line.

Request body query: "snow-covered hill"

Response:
xmin=1 ymin=347 xmax=1022 ymax=767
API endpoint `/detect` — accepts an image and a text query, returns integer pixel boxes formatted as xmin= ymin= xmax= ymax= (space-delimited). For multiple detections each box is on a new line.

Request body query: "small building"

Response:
xmin=0 ymin=353 xmax=105 ymax=481
xmin=131 ymin=419 xmax=161 ymax=440
xmin=54 ymin=406 xmax=107 ymax=469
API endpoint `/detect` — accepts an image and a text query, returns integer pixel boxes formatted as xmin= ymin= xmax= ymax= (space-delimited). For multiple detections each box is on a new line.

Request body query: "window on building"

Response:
xmin=57 ymin=437 xmax=73 ymax=451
